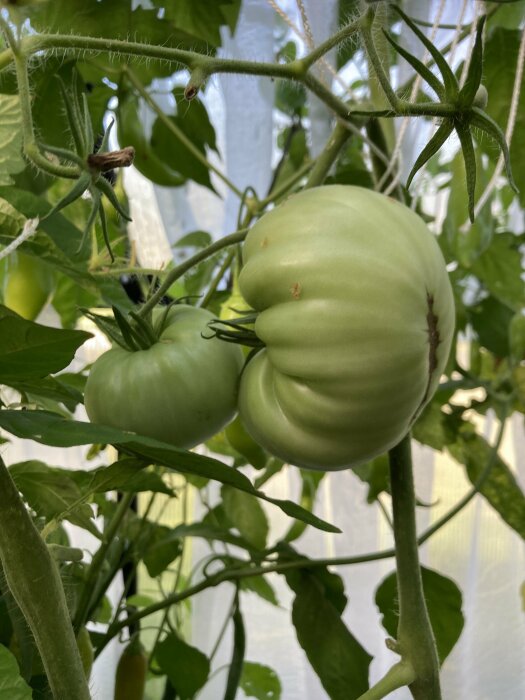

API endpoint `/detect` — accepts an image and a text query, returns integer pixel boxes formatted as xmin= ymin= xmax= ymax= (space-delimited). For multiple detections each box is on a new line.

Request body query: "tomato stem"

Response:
xmin=138 ymin=229 xmax=248 ymax=317
xmin=304 ymin=121 xmax=351 ymax=189
xmin=0 ymin=456 xmax=91 ymax=699
xmin=388 ymin=435 xmax=441 ymax=700
xmin=73 ymin=491 xmax=135 ymax=632
xmin=356 ymin=660 xmax=416 ymax=700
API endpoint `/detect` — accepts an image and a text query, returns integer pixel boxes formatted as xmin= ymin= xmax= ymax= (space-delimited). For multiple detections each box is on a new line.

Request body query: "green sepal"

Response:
xmin=97 ymin=200 xmax=115 ymax=263
xmin=96 ymin=175 xmax=132 ymax=222
xmin=129 ymin=310 xmax=158 ymax=346
xmin=205 ymin=315 xmax=263 ymax=348
xmin=392 ymin=5 xmax=459 ymax=99
xmin=57 ymin=75 xmax=87 ymax=158
xmin=406 ymin=120 xmax=454 ymax=189
xmin=97 ymin=118 xmax=114 ymax=155
xmin=41 ymin=170 xmax=92 ymax=221
xmin=38 ymin=142 xmax=85 ymax=168
xmin=455 ymin=121 xmax=477 ymax=222
xmin=76 ymin=189 xmax=101 ymax=255
xmin=470 ymin=107 xmax=519 ymax=194
xmin=153 ymin=303 xmax=173 ymax=336
xmin=112 ymin=305 xmax=145 ymax=351
xmin=382 ymin=29 xmax=445 ymax=100
xmin=80 ymin=308 xmax=128 ymax=350
xmin=82 ymin=94 xmax=94 ymax=156
xmin=457 ymin=16 xmax=486 ymax=108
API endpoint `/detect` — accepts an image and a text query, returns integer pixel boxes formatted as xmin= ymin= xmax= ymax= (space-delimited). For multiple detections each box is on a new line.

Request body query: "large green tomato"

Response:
xmin=238 ymin=185 xmax=455 ymax=470
xmin=85 ymin=305 xmax=244 ymax=449
xmin=3 ymin=252 xmax=53 ymax=320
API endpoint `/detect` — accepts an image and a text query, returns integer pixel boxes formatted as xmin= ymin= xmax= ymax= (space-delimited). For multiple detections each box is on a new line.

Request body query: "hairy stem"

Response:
xmin=389 ymin=436 xmax=441 ymax=700
xmin=73 ymin=491 xmax=135 ymax=631
xmin=304 ymin=121 xmax=351 ymax=189
xmin=138 ymin=229 xmax=248 ymax=316
xmin=356 ymin=661 xmax=416 ymax=700
xmin=0 ymin=457 xmax=90 ymax=699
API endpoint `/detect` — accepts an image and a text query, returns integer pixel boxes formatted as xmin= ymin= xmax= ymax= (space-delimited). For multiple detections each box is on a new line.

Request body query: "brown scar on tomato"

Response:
xmin=290 ymin=282 xmax=302 ymax=299
xmin=411 ymin=292 xmax=441 ymax=422
xmin=261 ymin=237 xmax=268 ymax=248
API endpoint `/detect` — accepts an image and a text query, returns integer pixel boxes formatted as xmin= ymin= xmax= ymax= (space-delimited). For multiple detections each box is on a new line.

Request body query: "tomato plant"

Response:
xmin=237 ymin=185 xmax=455 ymax=470
xmin=0 ymin=2 xmax=522 ymax=700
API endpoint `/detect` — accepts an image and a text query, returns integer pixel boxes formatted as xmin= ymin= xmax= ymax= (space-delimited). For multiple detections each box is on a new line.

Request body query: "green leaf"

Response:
xmin=448 ymin=429 xmax=525 ymax=540
xmin=30 ymin=0 xmax=209 ymax=53
xmin=0 ymin=411 xmax=340 ymax=534
xmin=84 ymin=459 xmax=173 ymax=496
xmin=325 ymin=138 xmax=373 ymax=189
xmin=5 ymin=376 xmax=84 ymax=412
xmin=468 ymin=296 xmax=515 ymax=357
xmin=150 ymin=115 xmax=213 ymax=190
xmin=471 ymin=233 xmax=525 ymax=310
xmin=0 ymin=308 xmax=91 ymax=381
xmin=142 ymin=527 xmax=182 ymax=578
xmin=0 ymin=96 xmax=25 ymax=185
xmin=0 ymin=645 xmax=32 ymax=699
xmin=412 ymin=401 xmax=461 ymax=451
xmin=375 ymin=566 xmax=464 ymax=664
xmin=241 ymin=661 xmax=281 ymax=700
xmin=442 ymin=151 xmax=494 ymax=266
xmin=240 ymin=575 xmax=279 ymax=606
xmin=0 ymin=197 xmax=25 ymax=236
xmin=481 ymin=27 xmax=525 ymax=204
xmin=285 ymin=566 xmax=371 ymax=699
xmin=156 ymin=0 xmax=239 ymax=46
xmin=222 ymin=485 xmax=269 ymax=550
xmin=8 ymin=461 xmax=98 ymax=536
xmin=353 ymin=454 xmax=391 ymax=502
xmin=171 ymin=522 xmax=256 ymax=552
xmin=284 ymin=470 xmax=324 ymax=542
xmin=155 ymin=634 xmax=210 ymax=700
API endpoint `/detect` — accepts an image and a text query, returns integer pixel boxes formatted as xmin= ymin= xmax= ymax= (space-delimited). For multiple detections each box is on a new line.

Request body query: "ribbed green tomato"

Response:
xmin=3 ymin=252 xmax=53 ymax=320
xmin=238 ymin=186 xmax=455 ymax=470
xmin=85 ymin=305 xmax=243 ymax=449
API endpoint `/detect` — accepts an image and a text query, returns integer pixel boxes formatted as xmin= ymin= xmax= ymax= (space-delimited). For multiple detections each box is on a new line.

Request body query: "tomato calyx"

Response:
xmin=205 ymin=313 xmax=264 ymax=349
xmin=82 ymin=300 xmax=186 ymax=352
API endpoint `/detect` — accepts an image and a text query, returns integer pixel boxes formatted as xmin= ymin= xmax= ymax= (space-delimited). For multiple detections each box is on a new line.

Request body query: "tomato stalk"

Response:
xmin=387 ymin=435 xmax=441 ymax=700
xmin=0 ymin=456 xmax=91 ymax=699
xmin=303 ymin=121 xmax=351 ymax=189
xmin=73 ymin=491 xmax=135 ymax=632
xmin=138 ymin=230 xmax=248 ymax=317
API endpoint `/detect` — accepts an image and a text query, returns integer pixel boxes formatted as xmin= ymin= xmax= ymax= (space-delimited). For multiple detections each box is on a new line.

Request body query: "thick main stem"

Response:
xmin=0 ymin=457 xmax=90 ymax=699
xmin=388 ymin=436 xmax=441 ymax=700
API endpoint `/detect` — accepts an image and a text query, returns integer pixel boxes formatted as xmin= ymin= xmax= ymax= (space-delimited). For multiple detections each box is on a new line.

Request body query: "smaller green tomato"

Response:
xmin=85 ymin=305 xmax=244 ymax=449
xmin=225 ymin=415 xmax=268 ymax=469
xmin=3 ymin=252 xmax=53 ymax=320
xmin=114 ymin=638 xmax=147 ymax=700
